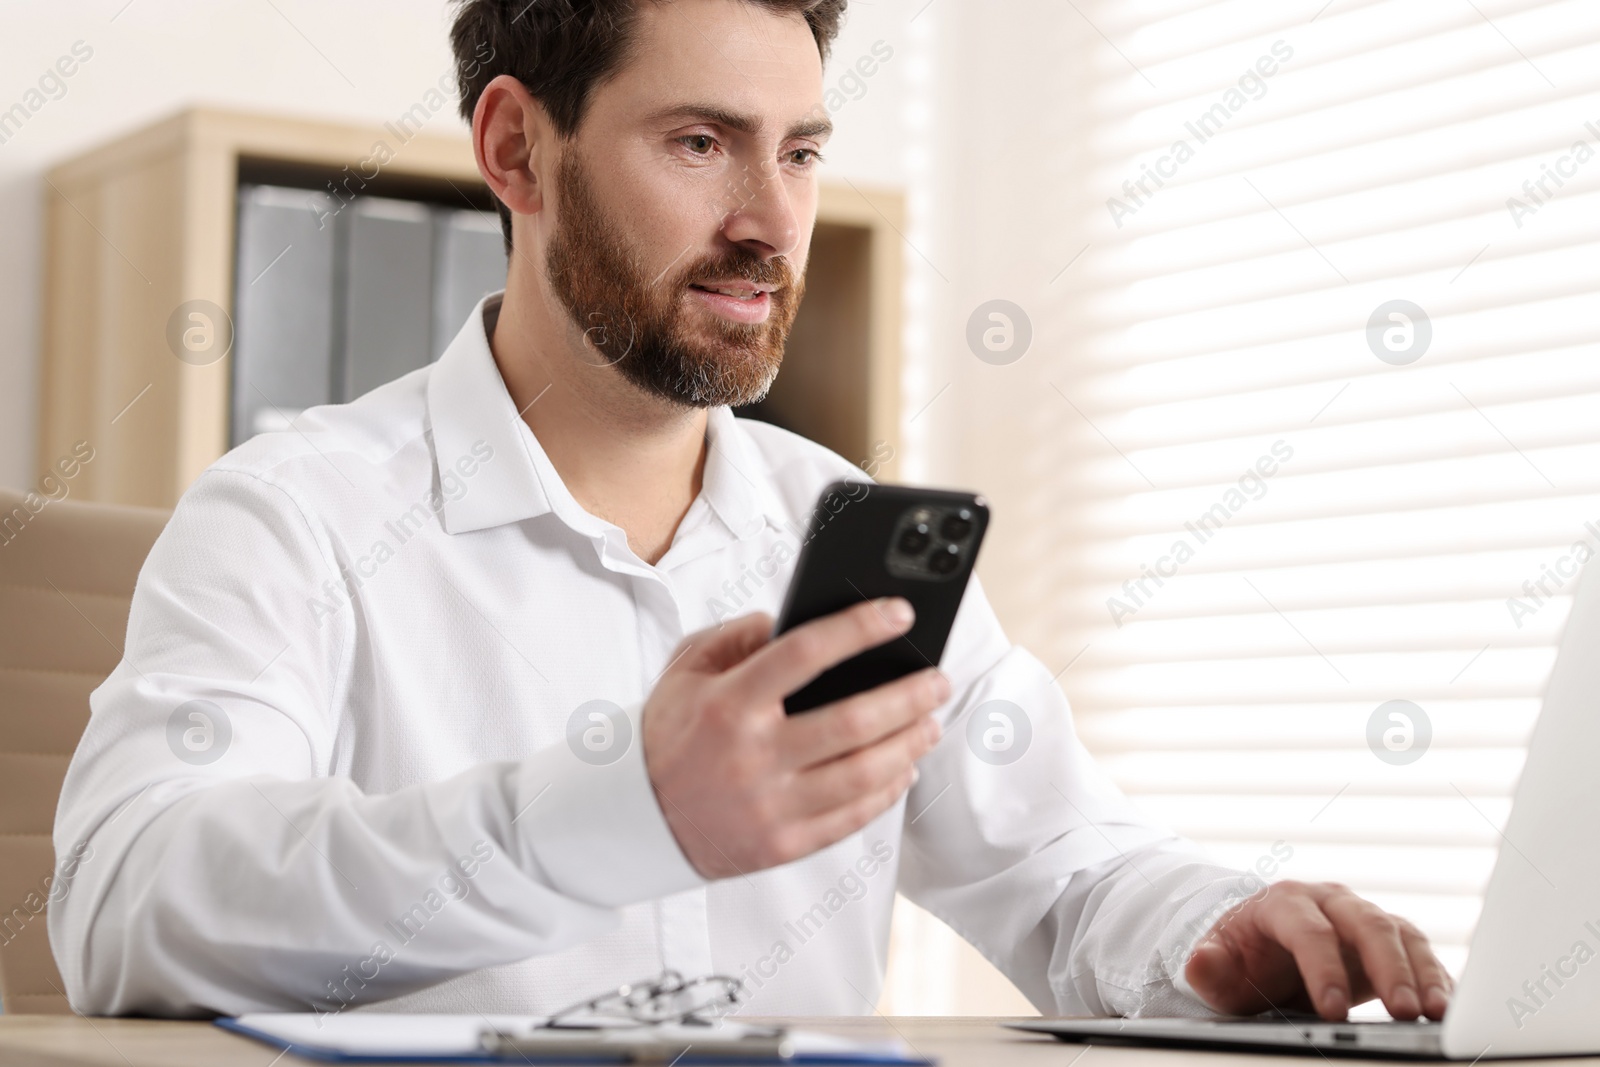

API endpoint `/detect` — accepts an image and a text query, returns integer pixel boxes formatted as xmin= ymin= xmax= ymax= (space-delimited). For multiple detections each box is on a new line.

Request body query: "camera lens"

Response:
xmin=898 ymin=522 xmax=931 ymax=555
xmin=928 ymin=543 xmax=961 ymax=574
xmin=940 ymin=509 xmax=973 ymax=541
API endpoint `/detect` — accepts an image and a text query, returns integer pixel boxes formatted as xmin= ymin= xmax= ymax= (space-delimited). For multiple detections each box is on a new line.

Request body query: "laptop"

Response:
xmin=1010 ymin=558 xmax=1600 ymax=1060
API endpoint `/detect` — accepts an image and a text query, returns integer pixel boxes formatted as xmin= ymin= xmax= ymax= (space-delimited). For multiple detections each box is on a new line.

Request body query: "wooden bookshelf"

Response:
xmin=38 ymin=106 xmax=904 ymax=507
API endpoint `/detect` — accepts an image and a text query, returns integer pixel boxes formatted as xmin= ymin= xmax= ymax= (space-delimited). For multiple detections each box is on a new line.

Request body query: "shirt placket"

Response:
xmin=622 ymin=551 xmax=717 ymax=982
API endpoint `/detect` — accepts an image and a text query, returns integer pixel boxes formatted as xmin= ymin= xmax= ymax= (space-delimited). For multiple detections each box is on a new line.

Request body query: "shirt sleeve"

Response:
xmin=48 ymin=468 xmax=703 ymax=1018
xmin=897 ymin=575 xmax=1250 ymax=1017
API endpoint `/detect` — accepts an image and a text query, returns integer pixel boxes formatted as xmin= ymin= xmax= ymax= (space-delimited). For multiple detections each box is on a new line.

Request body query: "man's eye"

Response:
xmin=788 ymin=148 xmax=825 ymax=167
xmin=679 ymin=135 xmax=718 ymax=155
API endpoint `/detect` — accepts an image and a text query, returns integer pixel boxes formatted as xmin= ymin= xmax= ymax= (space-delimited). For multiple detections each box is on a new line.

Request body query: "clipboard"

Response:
xmin=479 ymin=1020 xmax=794 ymax=1062
xmin=216 ymin=1013 xmax=933 ymax=1064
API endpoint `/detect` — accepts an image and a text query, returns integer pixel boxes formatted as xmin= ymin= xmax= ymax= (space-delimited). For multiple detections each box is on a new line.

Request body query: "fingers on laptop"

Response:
xmin=1254 ymin=887 xmax=1358 ymax=1020
xmin=1278 ymin=883 xmax=1451 ymax=1022
xmin=1196 ymin=882 xmax=1454 ymax=1023
xmin=1320 ymin=887 xmax=1426 ymax=1020
xmin=1401 ymin=917 xmax=1454 ymax=1020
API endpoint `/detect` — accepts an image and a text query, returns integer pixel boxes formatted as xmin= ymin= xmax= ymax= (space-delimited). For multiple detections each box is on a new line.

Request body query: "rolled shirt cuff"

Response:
xmin=1159 ymin=871 xmax=1263 ymax=1016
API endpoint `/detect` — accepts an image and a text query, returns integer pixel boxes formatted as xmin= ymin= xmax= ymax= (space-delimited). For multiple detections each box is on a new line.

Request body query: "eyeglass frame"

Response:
xmin=544 ymin=970 xmax=748 ymax=1029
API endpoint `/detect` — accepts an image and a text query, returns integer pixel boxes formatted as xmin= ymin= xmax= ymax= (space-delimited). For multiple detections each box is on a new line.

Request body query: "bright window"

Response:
xmin=885 ymin=0 xmax=1600 ymax=1010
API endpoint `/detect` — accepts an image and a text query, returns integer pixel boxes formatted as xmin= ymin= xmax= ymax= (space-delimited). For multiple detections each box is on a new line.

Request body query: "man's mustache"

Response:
xmin=681 ymin=255 xmax=795 ymax=292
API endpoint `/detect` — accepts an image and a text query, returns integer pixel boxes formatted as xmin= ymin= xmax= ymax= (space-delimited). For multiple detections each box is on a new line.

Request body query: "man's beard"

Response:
xmin=543 ymin=147 xmax=805 ymax=409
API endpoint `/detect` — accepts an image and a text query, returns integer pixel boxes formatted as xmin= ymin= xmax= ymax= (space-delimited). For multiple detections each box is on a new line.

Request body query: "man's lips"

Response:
xmin=688 ymin=282 xmax=775 ymax=323
xmin=689 ymin=281 xmax=778 ymax=300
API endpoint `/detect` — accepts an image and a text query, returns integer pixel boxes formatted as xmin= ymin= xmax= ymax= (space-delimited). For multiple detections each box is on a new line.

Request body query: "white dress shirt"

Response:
xmin=51 ymin=293 xmax=1246 ymax=1019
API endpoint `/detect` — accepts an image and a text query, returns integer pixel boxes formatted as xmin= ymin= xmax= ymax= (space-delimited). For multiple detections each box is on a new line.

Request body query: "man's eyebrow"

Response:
xmin=788 ymin=114 xmax=834 ymax=140
xmin=644 ymin=103 xmax=834 ymax=141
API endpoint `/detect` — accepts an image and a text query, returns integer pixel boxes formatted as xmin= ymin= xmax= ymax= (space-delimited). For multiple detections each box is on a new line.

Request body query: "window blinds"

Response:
xmin=1058 ymin=0 xmax=1600 ymax=975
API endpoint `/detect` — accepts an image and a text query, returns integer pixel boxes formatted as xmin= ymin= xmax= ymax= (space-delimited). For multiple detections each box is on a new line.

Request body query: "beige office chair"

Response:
xmin=0 ymin=488 xmax=168 ymax=1014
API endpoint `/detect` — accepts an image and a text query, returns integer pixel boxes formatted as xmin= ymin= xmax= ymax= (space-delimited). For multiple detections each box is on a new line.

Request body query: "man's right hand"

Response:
xmin=642 ymin=598 xmax=949 ymax=879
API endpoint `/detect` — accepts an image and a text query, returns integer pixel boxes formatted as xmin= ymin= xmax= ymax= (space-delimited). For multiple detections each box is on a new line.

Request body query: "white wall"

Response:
xmin=0 ymin=0 xmax=911 ymax=491
xmin=899 ymin=0 xmax=1101 ymax=664
xmin=879 ymin=0 xmax=1103 ymax=1016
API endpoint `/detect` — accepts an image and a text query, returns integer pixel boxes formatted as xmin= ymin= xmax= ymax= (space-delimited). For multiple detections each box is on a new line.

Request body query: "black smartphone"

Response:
xmin=772 ymin=481 xmax=989 ymax=714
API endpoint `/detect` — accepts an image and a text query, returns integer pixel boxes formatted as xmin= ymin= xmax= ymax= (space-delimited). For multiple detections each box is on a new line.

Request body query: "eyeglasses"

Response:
xmin=545 ymin=970 xmax=748 ymax=1029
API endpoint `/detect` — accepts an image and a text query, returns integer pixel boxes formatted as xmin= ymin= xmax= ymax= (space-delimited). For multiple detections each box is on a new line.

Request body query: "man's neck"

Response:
xmin=488 ymin=291 xmax=709 ymax=566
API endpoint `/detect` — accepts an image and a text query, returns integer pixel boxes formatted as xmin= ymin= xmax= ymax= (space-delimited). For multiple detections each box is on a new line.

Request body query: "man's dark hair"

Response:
xmin=451 ymin=0 xmax=847 ymax=252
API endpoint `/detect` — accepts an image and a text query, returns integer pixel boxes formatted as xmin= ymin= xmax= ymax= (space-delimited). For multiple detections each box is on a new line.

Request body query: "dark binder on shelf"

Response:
xmin=340 ymin=196 xmax=436 ymax=402
xmin=229 ymin=186 xmax=508 ymax=447
xmin=230 ymin=184 xmax=338 ymax=446
xmin=433 ymin=207 xmax=509 ymax=361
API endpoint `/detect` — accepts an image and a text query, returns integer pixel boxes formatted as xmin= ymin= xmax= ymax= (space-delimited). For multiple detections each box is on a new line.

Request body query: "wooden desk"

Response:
xmin=3 ymin=1014 xmax=1573 ymax=1067
xmin=0 ymin=1017 xmax=1037 ymax=1067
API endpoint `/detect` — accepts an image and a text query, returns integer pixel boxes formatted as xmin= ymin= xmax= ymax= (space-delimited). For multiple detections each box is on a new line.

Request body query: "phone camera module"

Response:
xmin=886 ymin=503 xmax=979 ymax=581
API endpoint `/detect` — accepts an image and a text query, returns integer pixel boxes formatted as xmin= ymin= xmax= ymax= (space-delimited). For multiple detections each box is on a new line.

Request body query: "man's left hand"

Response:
xmin=1184 ymin=881 xmax=1453 ymax=1021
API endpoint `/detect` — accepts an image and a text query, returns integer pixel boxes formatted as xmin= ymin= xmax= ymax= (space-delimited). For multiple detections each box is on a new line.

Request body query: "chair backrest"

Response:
xmin=0 ymin=488 xmax=168 ymax=1013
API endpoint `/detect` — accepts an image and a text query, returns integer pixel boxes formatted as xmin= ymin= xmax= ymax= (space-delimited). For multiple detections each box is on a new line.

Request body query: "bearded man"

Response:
xmin=52 ymin=0 xmax=1451 ymax=1025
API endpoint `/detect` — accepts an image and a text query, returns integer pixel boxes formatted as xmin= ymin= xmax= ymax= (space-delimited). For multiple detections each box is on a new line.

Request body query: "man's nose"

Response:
xmin=718 ymin=160 xmax=803 ymax=260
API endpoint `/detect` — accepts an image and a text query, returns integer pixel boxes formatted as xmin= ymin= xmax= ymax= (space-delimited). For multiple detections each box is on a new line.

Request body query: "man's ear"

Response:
xmin=473 ymin=74 xmax=548 ymax=219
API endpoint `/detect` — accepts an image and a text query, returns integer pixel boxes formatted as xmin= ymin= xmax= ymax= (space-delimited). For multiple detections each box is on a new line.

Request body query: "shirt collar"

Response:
xmin=700 ymin=404 xmax=789 ymax=541
xmin=427 ymin=292 xmax=556 ymax=536
xmin=427 ymin=291 xmax=787 ymax=542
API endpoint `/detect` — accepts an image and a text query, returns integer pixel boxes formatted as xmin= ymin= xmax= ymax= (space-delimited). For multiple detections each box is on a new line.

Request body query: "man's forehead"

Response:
xmin=615 ymin=0 xmax=825 ymax=123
